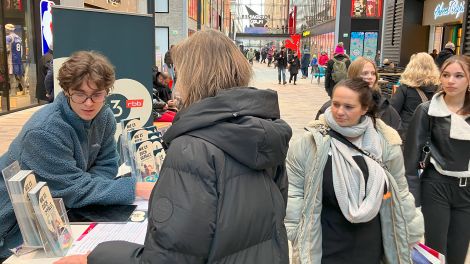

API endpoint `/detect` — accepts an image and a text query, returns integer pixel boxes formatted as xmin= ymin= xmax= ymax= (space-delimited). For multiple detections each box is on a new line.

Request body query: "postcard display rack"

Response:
xmin=2 ymin=161 xmax=73 ymax=257
xmin=120 ymin=117 xmax=167 ymax=182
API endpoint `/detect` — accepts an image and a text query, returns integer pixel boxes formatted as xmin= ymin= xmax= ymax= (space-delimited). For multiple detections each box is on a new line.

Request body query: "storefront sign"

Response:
xmin=423 ymin=0 xmax=465 ymax=25
xmin=434 ymin=0 xmax=465 ymax=19
xmin=40 ymin=0 xmax=54 ymax=55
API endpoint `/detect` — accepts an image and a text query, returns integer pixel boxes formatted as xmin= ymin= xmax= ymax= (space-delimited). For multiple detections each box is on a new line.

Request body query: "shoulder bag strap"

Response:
xmin=328 ymin=129 xmax=390 ymax=172
xmin=416 ymin=88 xmax=428 ymax=103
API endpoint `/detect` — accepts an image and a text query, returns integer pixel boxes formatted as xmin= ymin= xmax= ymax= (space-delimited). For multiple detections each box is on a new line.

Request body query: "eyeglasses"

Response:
xmin=69 ymin=92 xmax=107 ymax=104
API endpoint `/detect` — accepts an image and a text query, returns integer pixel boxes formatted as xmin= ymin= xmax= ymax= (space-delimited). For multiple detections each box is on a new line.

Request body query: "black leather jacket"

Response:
xmin=404 ymin=101 xmax=470 ymax=206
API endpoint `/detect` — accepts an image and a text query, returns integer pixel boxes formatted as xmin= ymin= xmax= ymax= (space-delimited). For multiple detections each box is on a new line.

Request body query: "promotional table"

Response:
xmin=5 ymin=225 xmax=88 ymax=264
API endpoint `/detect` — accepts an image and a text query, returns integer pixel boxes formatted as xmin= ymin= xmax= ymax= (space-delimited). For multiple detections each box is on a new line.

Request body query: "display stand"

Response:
xmin=2 ymin=161 xmax=73 ymax=258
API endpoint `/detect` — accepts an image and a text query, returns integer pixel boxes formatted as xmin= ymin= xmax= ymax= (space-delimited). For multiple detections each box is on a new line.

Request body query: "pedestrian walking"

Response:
xmin=404 ymin=55 xmax=470 ymax=264
xmin=288 ymin=52 xmax=300 ymax=85
xmin=300 ymin=49 xmax=311 ymax=79
xmin=390 ymin=52 xmax=439 ymax=141
xmin=325 ymin=43 xmax=350 ymax=97
xmin=286 ymin=78 xmax=424 ymax=264
xmin=276 ymin=46 xmax=288 ymax=85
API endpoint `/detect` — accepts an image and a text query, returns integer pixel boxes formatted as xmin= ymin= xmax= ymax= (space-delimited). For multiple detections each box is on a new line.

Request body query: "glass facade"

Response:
xmin=231 ymin=0 xmax=289 ymax=34
xmin=308 ymin=32 xmax=335 ymax=59
xmin=293 ymin=0 xmax=337 ymax=32
xmin=1 ymin=0 xmax=38 ymax=114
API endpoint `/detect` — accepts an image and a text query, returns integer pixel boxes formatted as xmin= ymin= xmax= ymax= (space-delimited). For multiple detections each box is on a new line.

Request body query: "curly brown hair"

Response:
xmin=58 ymin=51 xmax=115 ymax=94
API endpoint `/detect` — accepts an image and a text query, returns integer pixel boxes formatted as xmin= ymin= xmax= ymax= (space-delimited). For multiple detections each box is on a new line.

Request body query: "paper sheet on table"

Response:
xmin=133 ymin=197 xmax=149 ymax=211
xmin=66 ymin=220 xmax=148 ymax=255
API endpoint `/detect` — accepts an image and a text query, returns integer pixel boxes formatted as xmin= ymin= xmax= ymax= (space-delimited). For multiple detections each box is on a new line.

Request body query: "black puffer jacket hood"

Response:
xmin=163 ymin=87 xmax=292 ymax=171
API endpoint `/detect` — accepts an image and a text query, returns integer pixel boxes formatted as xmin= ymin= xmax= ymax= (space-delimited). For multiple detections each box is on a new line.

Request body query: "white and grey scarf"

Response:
xmin=325 ymin=107 xmax=389 ymax=223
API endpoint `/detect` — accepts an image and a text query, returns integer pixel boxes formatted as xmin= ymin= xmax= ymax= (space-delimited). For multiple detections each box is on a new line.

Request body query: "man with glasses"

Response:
xmin=0 ymin=51 xmax=153 ymax=261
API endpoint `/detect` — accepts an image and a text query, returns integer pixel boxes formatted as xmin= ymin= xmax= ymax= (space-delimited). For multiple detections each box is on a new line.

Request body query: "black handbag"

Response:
xmin=418 ymin=116 xmax=433 ymax=170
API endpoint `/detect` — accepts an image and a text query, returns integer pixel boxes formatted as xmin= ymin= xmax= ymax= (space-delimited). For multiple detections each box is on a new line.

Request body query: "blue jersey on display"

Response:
xmin=7 ymin=34 xmax=23 ymax=75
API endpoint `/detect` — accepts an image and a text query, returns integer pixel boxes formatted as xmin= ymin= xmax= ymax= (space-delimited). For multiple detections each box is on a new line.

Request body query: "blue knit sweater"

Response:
xmin=0 ymin=92 xmax=136 ymax=258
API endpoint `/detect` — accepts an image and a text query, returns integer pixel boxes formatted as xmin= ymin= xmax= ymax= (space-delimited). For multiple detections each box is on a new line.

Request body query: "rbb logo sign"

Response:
xmin=106 ymin=94 xmax=130 ymax=124
xmin=126 ymin=99 xmax=144 ymax=108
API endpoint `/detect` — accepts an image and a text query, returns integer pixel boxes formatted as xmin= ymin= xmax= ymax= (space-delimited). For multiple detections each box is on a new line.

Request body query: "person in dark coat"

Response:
xmin=300 ymin=49 xmax=311 ymax=78
xmin=36 ymin=49 xmax=53 ymax=101
xmin=56 ymin=29 xmax=291 ymax=264
xmin=288 ymin=52 xmax=300 ymax=85
xmin=153 ymin=71 xmax=172 ymax=102
xmin=325 ymin=43 xmax=351 ymax=97
xmin=435 ymin=42 xmax=455 ymax=69
xmin=44 ymin=60 xmax=54 ymax=102
xmin=275 ymin=46 xmax=288 ymax=84
xmin=391 ymin=52 xmax=439 ymax=141
xmin=316 ymin=57 xmax=402 ymax=132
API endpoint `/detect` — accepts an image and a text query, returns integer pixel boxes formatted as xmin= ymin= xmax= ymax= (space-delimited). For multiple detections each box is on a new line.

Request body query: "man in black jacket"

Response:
xmin=435 ymin=42 xmax=455 ymax=69
xmin=275 ymin=46 xmax=288 ymax=85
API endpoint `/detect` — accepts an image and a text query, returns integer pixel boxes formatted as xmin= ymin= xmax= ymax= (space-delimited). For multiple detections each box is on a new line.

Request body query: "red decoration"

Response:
xmin=285 ymin=34 xmax=301 ymax=57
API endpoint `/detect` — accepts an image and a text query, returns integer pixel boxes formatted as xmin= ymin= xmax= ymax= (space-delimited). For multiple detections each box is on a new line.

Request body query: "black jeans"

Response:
xmin=421 ymin=166 xmax=470 ymax=264
xmin=289 ymin=73 xmax=297 ymax=83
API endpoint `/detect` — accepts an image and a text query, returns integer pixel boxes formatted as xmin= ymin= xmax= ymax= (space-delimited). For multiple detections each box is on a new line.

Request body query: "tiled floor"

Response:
xmin=0 ymin=106 xmax=44 ymax=156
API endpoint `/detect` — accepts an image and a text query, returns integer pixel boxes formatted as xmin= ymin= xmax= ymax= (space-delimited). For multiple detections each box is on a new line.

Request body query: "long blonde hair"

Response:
xmin=172 ymin=30 xmax=252 ymax=107
xmin=347 ymin=57 xmax=379 ymax=90
xmin=399 ymin=52 xmax=440 ymax=87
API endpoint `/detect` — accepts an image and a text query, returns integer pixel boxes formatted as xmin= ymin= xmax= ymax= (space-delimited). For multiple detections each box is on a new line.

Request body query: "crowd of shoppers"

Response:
xmin=0 ymin=27 xmax=468 ymax=264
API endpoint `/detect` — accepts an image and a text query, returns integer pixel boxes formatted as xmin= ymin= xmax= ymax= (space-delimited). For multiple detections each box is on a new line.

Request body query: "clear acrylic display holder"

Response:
xmin=2 ymin=162 xmax=73 ymax=257
xmin=35 ymin=198 xmax=73 ymax=257
xmin=2 ymin=161 xmax=43 ymax=251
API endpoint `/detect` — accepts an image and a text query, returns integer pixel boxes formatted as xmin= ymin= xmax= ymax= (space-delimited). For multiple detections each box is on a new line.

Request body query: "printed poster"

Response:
xmin=363 ymin=32 xmax=378 ymax=61
xmin=350 ymin=32 xmax=365 ymax=61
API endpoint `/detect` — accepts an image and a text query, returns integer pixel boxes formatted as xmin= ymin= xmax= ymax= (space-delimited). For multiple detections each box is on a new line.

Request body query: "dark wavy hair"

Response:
xmin=58 ymin=51 xmax=115 ymax=94
xmin=333 ymin=78 xmax=379 ymax=120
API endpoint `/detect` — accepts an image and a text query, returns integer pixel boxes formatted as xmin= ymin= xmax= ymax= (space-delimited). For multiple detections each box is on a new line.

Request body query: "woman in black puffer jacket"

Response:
xmin=391 ymin=52 xmax=439 ymax=141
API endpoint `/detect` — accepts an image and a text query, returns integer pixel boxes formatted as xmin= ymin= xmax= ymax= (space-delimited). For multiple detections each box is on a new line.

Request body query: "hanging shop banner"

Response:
xmin=351 ymin=0 xmax=383 ymax=18
xmin=52 ymin=6 xmax=154 ymax=139
xmin=423 ymin=0 xmax=465 ymax=25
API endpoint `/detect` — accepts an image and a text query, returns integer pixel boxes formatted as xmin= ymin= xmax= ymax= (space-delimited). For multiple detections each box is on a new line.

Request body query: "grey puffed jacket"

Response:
xmin=285 ymin=116 xmax=424 ymax=264
xmin=89 ymin=87 xmax=292 ymax=264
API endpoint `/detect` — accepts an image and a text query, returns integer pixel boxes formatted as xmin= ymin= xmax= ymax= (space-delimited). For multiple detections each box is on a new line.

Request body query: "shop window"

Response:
xmin=155 ymin=0 xmax=168 ymax=13
xmin=188 ymin=0 xmax=197 ymax=20
xmin=351 ymin=0 xmax=383 ymax=18
xmin=155 ymin=27 xmax=169 ymax=71
xmin=2 ymin=0 xmax=38 ymax=112
xmin=433 ymin=26 xmax=443 ymax=52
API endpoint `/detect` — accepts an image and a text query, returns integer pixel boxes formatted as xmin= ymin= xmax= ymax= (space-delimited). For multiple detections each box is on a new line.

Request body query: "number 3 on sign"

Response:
xmin=110 ymin=100 xmax=123 ymax=117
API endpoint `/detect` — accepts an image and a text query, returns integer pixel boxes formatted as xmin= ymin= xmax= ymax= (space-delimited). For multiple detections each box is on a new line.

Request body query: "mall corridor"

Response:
xmin=0 ymin=61 xmax=329 ymax=155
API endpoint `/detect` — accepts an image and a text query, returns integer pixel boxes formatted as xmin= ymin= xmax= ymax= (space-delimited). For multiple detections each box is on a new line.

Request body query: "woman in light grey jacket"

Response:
xmin=285 ymin=78 xmax=423 ymax=264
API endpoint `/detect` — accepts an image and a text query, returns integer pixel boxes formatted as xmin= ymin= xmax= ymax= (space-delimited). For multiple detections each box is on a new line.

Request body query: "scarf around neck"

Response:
xmin=325 ymin=107 xmax=388 ymax=223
